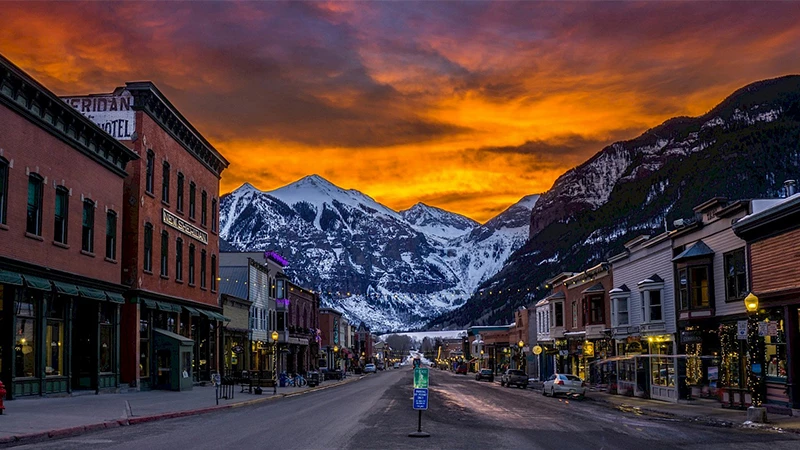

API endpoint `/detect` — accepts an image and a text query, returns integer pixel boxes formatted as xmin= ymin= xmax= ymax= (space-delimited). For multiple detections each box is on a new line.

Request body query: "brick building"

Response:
xmin=63 ymin=82 xmax=229 ymax=390
xmin=0 ymin=54 xmax=138 ymax=397
xmin=279 ymin=274 xmax=320 ymax=374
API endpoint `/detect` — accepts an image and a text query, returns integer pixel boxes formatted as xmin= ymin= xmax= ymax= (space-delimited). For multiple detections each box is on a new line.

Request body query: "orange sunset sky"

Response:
xmin=2 ymin=1 xmax=800 ymax=222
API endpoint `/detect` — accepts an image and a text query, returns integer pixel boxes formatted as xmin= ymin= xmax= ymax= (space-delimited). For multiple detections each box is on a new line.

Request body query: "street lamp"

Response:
xmin=744 ymin=292 xmax=767 ymax=422
xmin=518 ymin=340 xmax=525 ymax=371
xmin=271 ymin=330 xmax=279 ymax=394
xmin=333 ymin=345 xmax=339 ymax=372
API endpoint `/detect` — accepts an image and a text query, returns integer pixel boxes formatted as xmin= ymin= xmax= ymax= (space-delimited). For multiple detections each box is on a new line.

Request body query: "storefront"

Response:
xmin=1 ymin=270 xmax=123 ymax=398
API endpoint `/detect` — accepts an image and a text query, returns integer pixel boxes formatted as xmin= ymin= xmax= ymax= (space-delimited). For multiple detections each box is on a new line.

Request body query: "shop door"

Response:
xmin=72 ymin=301 xmax=97 ymax=390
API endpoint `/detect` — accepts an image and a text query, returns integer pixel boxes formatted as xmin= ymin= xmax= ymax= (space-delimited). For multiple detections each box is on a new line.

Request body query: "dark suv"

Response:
xmin=501 ymin=369 xmax=528 ymax=388
xmin=475 ymin=369 xmax=494 ymax=382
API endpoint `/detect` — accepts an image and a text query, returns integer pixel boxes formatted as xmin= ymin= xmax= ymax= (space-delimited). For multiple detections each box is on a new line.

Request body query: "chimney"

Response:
xmin=785 ymin=180 xmax=797 ymax=197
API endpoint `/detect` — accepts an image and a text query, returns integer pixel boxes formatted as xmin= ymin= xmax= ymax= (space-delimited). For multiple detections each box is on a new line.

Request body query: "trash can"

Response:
xmin=279 ymin=373 xmax=287 ymax=388
xmin=307 ymin=371 xmax=320 ymax=387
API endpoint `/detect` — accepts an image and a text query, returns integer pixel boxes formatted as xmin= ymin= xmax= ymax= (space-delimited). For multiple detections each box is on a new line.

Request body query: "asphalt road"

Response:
xmin=14 ymin=367 xmax=800 ymax=449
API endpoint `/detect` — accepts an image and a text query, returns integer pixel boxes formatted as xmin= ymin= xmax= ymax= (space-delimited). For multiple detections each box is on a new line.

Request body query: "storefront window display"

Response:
xmin=764 ymin=312 xmax=786 ymax=380
xmin=649 ymin=340 xmax=674 ymax=387
xmin=15 ymin=291 xmax=38 ymax=378
xmin=140 ymin=309 xmax=150 ymax=379
xmin=45 ymin=297 xmax=65 ymax=376
xmin=99 ymin=303 xmax=115 ymax=373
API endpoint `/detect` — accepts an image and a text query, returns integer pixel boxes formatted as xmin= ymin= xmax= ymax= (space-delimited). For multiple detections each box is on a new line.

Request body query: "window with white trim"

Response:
xmin=611 ymin=295 xmax=630 ymax=327
xmin=552 ymin=301 xmax=564 ymax=327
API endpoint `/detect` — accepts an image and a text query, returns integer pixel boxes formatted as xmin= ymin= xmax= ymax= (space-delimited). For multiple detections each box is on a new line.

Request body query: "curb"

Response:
xmin=588 ymin=395 xmax=800 ymax=434
xmin=0 ymin=377 xmax=363 ymax=447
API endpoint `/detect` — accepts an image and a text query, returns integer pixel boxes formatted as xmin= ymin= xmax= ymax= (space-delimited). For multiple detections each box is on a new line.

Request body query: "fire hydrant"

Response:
xmin=0 ymin=380 xmax=6 ymax=414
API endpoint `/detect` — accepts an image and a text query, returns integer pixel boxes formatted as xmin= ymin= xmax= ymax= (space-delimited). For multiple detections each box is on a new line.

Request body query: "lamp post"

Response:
xmin=333 ymin=345 xmax=339 ymax=374
xmin=271 ymin=330 xmax=279 ymax=395
xmin=518 ymin=340 xmax=525 ymax=371
xmin=744 ymin=292 xmax=767 ymax=422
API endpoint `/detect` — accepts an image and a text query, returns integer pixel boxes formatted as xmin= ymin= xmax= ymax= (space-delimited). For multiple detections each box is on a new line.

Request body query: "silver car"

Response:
xmin=364 ymin=364 xmax=377 ymax=373
xmin=542 ymin=373 xmax=586 ymax=398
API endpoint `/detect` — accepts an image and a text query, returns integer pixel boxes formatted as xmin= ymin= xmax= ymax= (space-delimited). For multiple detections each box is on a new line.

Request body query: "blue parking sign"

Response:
xmin=413 ymin=388 xmax=428 ymax=410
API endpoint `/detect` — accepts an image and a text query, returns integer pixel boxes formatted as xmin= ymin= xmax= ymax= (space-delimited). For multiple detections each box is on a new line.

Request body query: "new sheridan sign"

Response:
xmin=162 ymin=209 xmax=208 ymax=244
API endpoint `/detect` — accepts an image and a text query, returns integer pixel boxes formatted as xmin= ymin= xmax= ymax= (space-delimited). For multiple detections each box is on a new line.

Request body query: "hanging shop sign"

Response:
xmin=680 ymin=330 xmax=702 ymax=344
xmin=583 ymin=341 xmax=595 ymax=357
xmin=162 ymin=208 xmax=209 ymax=244
xmin=532 ymin=345 xmax=543 ymax=355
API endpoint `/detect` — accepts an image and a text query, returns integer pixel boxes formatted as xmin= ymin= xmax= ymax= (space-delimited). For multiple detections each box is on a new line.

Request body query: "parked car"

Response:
xmin=393 ymin=362 xmax=401 ymax=369
xmin=455 ymin=363 xmax=468 ymax=375
xmin=500 ymin=369 xmax=528 ymax=388
xmin=542 ymin=373 xmax=586 ymax=398
xmin=364 ymin=364 xmax=377 ymax=373
xmin=475 ymin=368 xmax=494 ymax=382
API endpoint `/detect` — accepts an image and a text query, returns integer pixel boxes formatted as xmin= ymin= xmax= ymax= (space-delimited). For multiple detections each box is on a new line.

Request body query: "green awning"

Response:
xmin=142 ymin=299 xmax=158 ymax=309
xmin=156 ymin=302 xmax=181 ymax=312
xmin=201 ymin=310 xmax=230 ymax=322
xmin=0 ymin=270 xmax=24 ymax=286
xmin=183 ymin=306 xmax=200 ymax=316
xmin=23 ymin=275 xmax=52 ymax=291
xmin=78 ymin=286 xmax=107 ymax=301
xmin=105 ymin=292 xmax=125 ymax=304
xmin=53 ymin=281 xmax=79 ymax=296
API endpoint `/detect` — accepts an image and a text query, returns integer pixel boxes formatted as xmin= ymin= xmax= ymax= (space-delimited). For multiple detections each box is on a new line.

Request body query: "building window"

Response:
xmin=211 ymin=254 xmax=217 ymax=291
xmin=678 ymin=266 xmax=711 ymax=310
xmin=0 ymin=157 xmax=8 ymax=225
xmin=27 ymin=174 xmax=44 ymax=235
xmin=144 ymin=223 xmax=153 ymax=272
xmin=724 ymin=248 xmax=747 ymax=302
xmin=162 ymin=161 xmax=170 ymax=203
xmin=15 ymin=292 xmax=38 ymax=378
xmin=200 ymin=249 xmax=207 ymax=289
xmin=46 ymin=297 xmax=65 ymax=376
xmin=211 ymin=198 xmax=217 ymax=232
xmin=188 ymin=244 xmax=196 ymax=285
xmin=552 ymin=301 xmax=564 ymax=327
xmin=572 ymin=302 xmax=578 ymax=328
xmin=176 ymin=238 xmax=183 ymax=281
xmin=54 ymin=186 xmax=69 ymax=244
xmin=99 ymin=303 xmax=116 ymax=373
xmin=145 ymin=150 xmax=154 ymax=194
xmin=177 ymin=173 xmax=184 ymax=212
xmin=105 ymin=210 xmax=117 ymax=260
xmin=189 ymin=182 xmax=196 ymax=219
xmin=82 ymin=200 xmax=95 ymax=253
xmin=276 ymin=279 xmax=285 ymax=299
xmin=201 ymin=190 xmax=208 ymax=227
xmin=160 ymin=230 xmax=169 ymax=277
xmin=647 ymin=290 xmax=663 ymax=322
xmin=587 ymin=295 xmax=604 ymax=325
xmin=612 ymin=295 xmax=629 ymax=327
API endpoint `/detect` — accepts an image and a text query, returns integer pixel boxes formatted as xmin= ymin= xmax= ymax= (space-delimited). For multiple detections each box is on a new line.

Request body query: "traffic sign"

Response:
xmin=413 ymin=388 xmax=429 ymax=410
xmin=414 ymin=368 xmax=429 ymax=389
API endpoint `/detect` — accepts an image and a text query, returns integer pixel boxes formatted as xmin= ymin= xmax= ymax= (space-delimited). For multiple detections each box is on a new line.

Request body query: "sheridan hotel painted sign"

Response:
xmin=162 ymin=209 xmax=208 ymax=245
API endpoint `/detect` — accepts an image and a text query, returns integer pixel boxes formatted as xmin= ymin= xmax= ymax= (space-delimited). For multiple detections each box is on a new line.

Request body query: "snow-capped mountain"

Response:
xmin=430 ymin=75 xmax=800 ymax=328
xmin=219 ymin=175 xmax=538 ymax=331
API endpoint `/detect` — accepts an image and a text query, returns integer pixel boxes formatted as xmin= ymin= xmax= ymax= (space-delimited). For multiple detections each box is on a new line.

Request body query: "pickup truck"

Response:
xmin=500 ymin=369 xmax=528 ymax=388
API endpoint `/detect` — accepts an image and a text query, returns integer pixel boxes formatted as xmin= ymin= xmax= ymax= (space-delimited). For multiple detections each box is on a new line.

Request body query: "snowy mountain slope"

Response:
xmin=219 ymin=176 xmax=538 ymax=331
xmin=430 ymin=75 xmax=800 ymax=328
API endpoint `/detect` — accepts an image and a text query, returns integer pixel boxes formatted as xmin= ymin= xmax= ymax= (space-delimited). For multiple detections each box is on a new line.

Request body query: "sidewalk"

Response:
xmin=560 ymin=383 xmax=800 ymax=433
xmin=0 ymin=376 xmax=361 ymax=446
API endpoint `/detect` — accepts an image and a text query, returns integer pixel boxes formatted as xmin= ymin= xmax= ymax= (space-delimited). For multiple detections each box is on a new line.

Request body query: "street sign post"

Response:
xmin=413 ymin=368 xmax=429 ymax=389
xmin=409 ymin=368 xmax=431 ymax=438
xmin=413 ymin=388 xmax=428 ymax=410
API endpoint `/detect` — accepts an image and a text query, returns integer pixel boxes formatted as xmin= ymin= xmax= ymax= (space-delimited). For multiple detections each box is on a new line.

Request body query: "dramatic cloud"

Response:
xmin=2 ymin=1 xmax=799 ymax=221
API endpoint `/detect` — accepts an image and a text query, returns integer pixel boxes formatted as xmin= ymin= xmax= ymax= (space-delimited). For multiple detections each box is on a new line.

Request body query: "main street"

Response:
xmin=15 ymin=367 xmax=800 ymax=450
